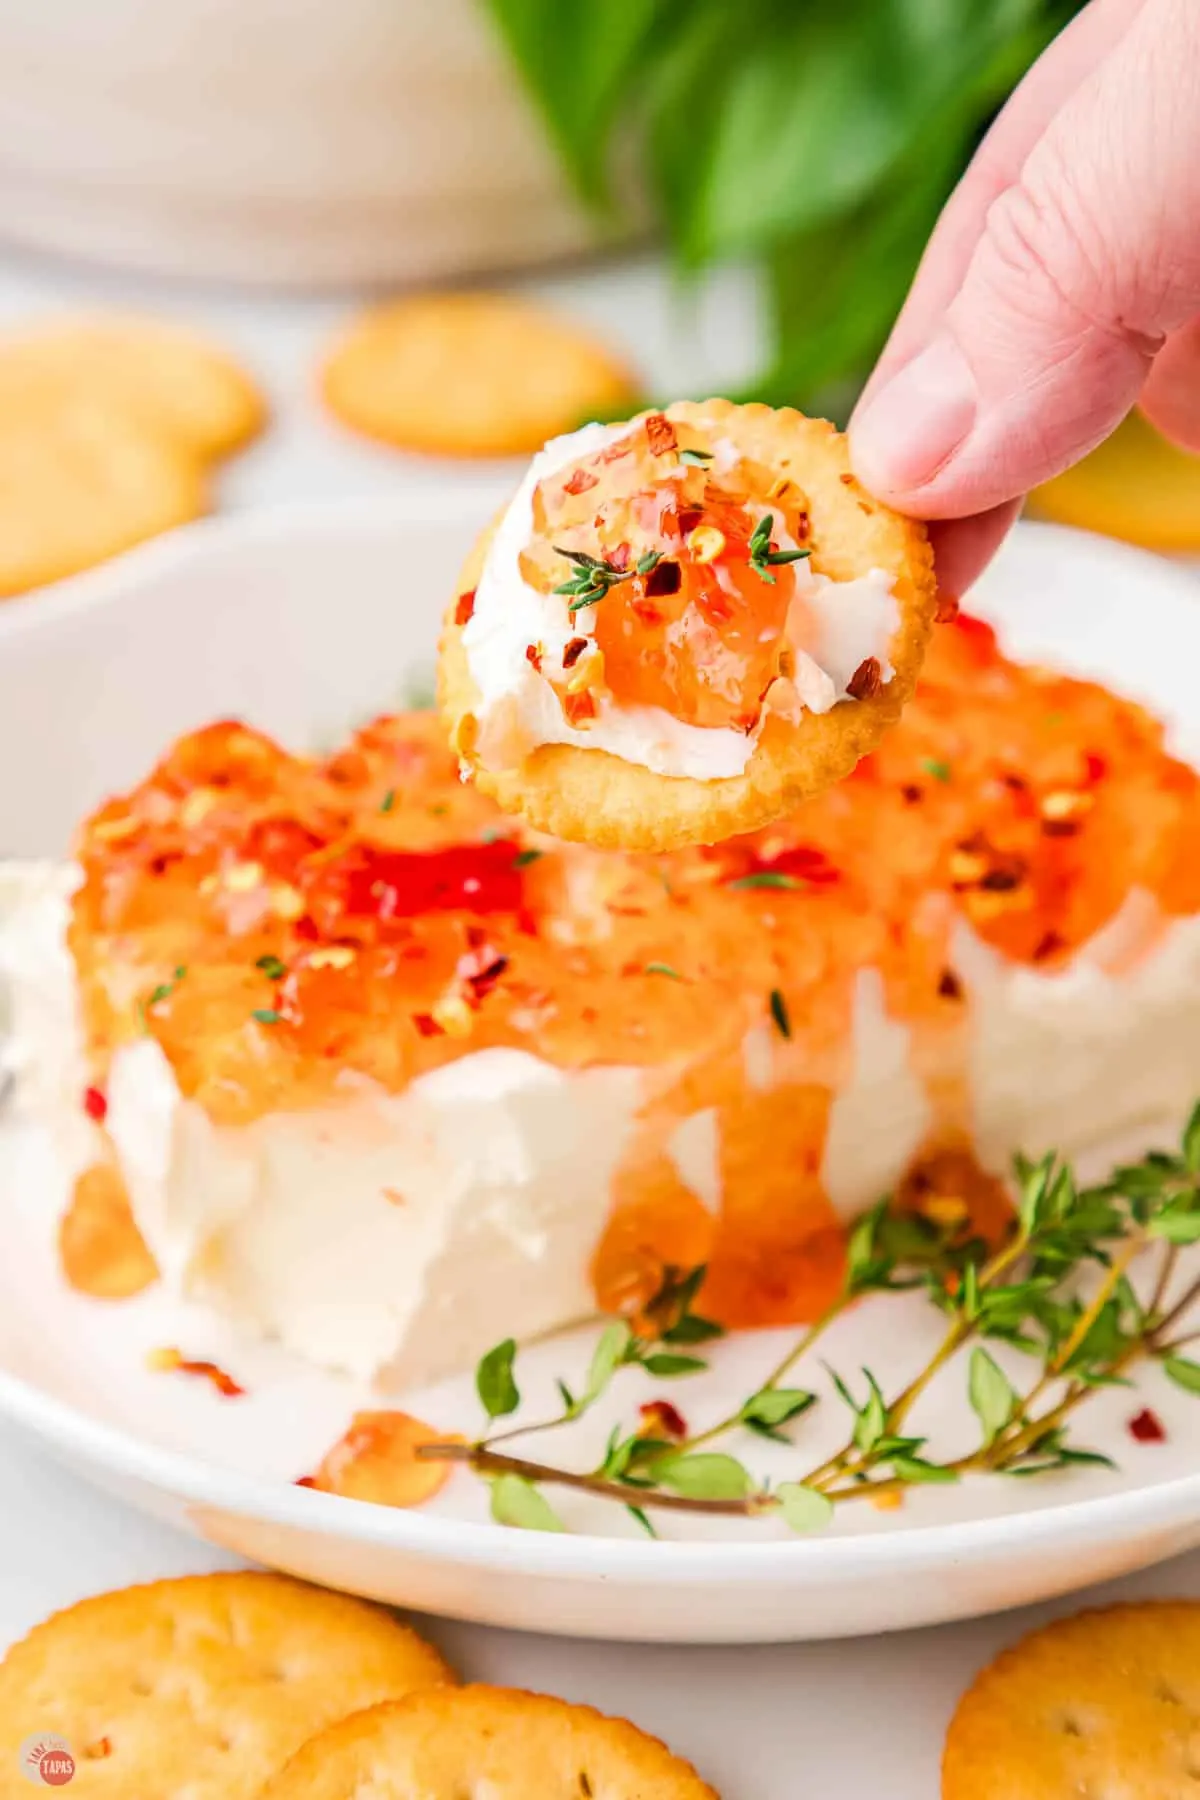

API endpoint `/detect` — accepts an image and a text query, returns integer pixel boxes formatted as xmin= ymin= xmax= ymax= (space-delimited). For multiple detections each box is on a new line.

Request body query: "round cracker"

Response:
xmin=321 ymin=292 xmax=638 ymax=459
xmin=261 ymin=1684 xmax=720 ymax=1799
xmin=942 ymin=1601 xmax=1200 ymax=1799
xmin=440 ymin=398 xmax=937 ymax=850
xmin=0 ymin=404 xmax=206 ymax=598
xmin=0 ymin=1572 xmax=454 ymax=1799
xmin=0 ymin=316 xmax=265 ymax=461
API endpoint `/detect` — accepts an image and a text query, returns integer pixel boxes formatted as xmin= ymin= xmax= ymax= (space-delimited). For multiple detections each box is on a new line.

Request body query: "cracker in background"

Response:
xmin=943 ymin=1601 xmax=1200 ymax=1799
xmin=321 ymin=292 xmax=638 ymax=458
xmin=261 ymin=1684 xmax=721 ymax=1799
xmin=0 ymin=406 xmax=206 ymax=598
xmin=0 ymin=1571 xmax=454 ymax=1799
xmin=0 ymin=316 xmax=265 ymax=462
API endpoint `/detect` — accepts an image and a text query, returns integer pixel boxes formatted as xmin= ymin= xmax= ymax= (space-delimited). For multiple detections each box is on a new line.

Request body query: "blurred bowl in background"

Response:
xmin=0 ymin=0 xmax=606 ymax=289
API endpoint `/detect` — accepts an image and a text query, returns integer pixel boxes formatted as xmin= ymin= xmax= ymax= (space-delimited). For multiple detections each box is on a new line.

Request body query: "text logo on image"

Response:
xmin=18 ymin=1735 xmax=75 ymax=1787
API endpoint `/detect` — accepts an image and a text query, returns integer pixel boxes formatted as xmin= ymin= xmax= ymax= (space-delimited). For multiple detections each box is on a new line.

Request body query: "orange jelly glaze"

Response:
xmin=71 ymin=617 xmax=1200 ymax=1330
xmin=525 ymin=423 xmax=803 ymax=731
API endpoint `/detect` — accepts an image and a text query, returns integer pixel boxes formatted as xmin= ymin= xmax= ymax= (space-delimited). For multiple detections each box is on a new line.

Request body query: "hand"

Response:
xmin=848 ymin=0 xmax=1200 ymax=598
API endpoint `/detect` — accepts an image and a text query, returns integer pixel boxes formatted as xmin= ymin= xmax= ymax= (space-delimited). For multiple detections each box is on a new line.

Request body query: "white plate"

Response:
xmin=2 ymin=502 xmax=1200 ymax=1645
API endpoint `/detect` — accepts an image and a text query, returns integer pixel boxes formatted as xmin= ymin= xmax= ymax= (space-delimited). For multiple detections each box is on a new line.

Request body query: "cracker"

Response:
xmin=440 ymin=398 xmax=937 ymax=850
xmin=0 ymin=405 xmax=206 ymax=598
xmin=261 ymin=1684 xmax=721 ymax=1798
xmin=0 ymin=316 xmax=265 ymax=461
xmin=942 ymin=1601 xmax=1200 ymax=1799
xmin=320 ymin=292 xmax=638 ymax=459
xmin=0 ymin=1572 xmax=454 ymax=1798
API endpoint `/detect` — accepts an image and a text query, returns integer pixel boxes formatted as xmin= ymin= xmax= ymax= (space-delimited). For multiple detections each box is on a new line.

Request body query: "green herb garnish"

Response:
xmin=415 ymin=1105 xmax=1200 ymax=1535
xmin=251 ymin=1008 xmax=283 ymax=1026
xmin=728 ymin=871 xmax=801 ymax=891
xmin=255 ymin=954 xmax=287 ymax=981
xmin=380 ymin=788 xmax=397 ymax=814
xmin=920 ymin=757 xmax=952 ymax=784
xmin=679 ymin=447 xmax=714 ymax=467
xmin=769 ymin=987 xmax=792 ymax=1038
xmin=513 ymin=849 xmax=544 ymax=868
xmin=554 ymin=546 xmax=661 ymax=613
xmin=748 ymin=512 xmax=811 ymax=583
xmin=144 ymin=965 xmax=188 ymax=1013
xmin=645 ymin=962 xmax=683 ymax=980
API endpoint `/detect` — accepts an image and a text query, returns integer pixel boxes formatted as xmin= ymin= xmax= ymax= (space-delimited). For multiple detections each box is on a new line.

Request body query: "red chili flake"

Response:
xmin=149 ymin=1347 xmax=245 ymax=1398
xmin=457 ymin=948 xmax=510 ymax=1002
xmin=935 ymin=592 xmax=961 ymax=623
xmin=676 ymin=507 xmax=704 ymax=536
xmin=639 ymin=1399 xmax=688 ymax=1441
xmin=563 ymin=467 xmax=599 ymax=496
xmin=563 ymin=690 xmax=597 ymax=727
xmin=838 ymin=472 xmax=856 ymax=486
xmin=937 ymin=968 xmax=963 ymax=1001
xmin=412 ymin=1013 xmax=445 ymax=1038
xmin=1084 ymin=751 xmax=1108 ymax=784
xmin=644 ymin=560 xmax=681 ymax=598
xmin=1128 ymin=1407 xmax=1166 ymax=1443
xmin=83 ymin=1738 xmax=113 ymax=1762
xmin=980 ymin=865 xmax=1024 ymax=893
xmin=562 ymin=636 xmax=589 ymax=670
xmin=608 ymin=542 xmax=631 ymax=573
xmin=901 ymin=783 xmax=923 ymax=805
xmin=310 ymin=840 xmax=525 ymax=925
xmin=454 ymin=588 xmax=476 ymax=626
xmin=1000 ymin=772 xmax=1028 ymax=792
xmin=645 ymin=412 xmax=677 ymax=456
xmin=1041 ymin=817 xmax=1083 ymax=840
xmin=149 ymin=853 xmax=181 ymax=877
xmin=846 ymin=657 xmax=883 ymax=700
xmin=524 ymin=643 xmax=543 ymax=673
xmin=631 ymin=598 xmax=666 ymax=626
xmin=295 ymin=1474 xmax=318 ymax=1488
xmin=1032 ymin=929 xmax=1067 ymax=962
xmin=597 ymin=436 xmax=635 ymax=464
xmin=794 ymin=511 xmax=811 ymax=540
xmin=293 ymin=914 xmax=321 ymax=942
xmin=82 ymin=1085 xmax=108 ymax=1123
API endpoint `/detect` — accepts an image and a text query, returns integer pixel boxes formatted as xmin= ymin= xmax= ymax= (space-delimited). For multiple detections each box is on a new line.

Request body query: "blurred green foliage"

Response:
xmin=480 ymin=0 xmax=1085 ymax=415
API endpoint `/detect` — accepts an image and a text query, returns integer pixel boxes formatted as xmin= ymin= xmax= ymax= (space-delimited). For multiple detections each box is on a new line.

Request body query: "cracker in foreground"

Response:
xmin=321 ymin=291 xmax=637 ymax=459
xmin=0 ymin=1571 xmax=454 ymax=1798
xmin=0 ymin=315 xmax=266 ymax=461
xmin=942 ymin=1601 xmax=1200 ymax=1799
xmin=439 ymin=398 xmax=937 ymax=851
xmin=261 ymin=1684 xmax=721 ymax=1799
xmin=0 ymin=405 xmax=206 ymax=598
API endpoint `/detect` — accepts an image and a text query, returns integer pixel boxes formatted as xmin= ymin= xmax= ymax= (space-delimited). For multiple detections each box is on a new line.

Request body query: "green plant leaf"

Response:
xmin=642 ymin=1353 xmax=708 ymax=1378
xmin=1164 ymin=1355 xmax=1200 ymax=1396
xmin=1183 ymin=1101 xmax=1200 ymax=1174
xmin=968 ymin=1347 xmax=1018 ymax=1445
xmin=476 ymin=1338 xmax=520 ymax=1419
xmin=656 ymin=1453 xmax=753 ymax=1501
xmin=889 ymin=1455 xmax=959 ymax=1484
xmin=740 ymin=1388 xmax=817 ymax=1430
xmin=777 ymin=1482 xmax=835 ymax=1534
xmin=489 ymin=1473 xmax=564 ymax=1533
xmin=584 ymin=1320 xmax=634 ymax=1403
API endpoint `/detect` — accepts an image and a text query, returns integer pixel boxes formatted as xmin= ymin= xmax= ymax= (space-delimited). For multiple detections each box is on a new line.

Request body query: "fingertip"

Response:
xmin=1139 ymin=321 xmax=1200 ymax=455
xmin=928 ymin=503 xmax=1023 ymax=603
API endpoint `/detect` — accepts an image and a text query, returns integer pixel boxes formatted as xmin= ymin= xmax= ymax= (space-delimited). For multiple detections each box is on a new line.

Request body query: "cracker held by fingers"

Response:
xmin=260 ymin=1684 xmax=721 ymax=1799
xmin=440 ymin=399 xmax=937 ymax=851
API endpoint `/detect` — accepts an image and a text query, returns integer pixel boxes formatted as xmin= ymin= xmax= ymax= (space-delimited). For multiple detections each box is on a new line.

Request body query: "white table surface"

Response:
xmin=1 ymin=242 xmax=1198 ymax=1798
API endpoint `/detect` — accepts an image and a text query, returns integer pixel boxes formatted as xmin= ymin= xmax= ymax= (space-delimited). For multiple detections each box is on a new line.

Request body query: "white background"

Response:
xmin=1 ymin=244 xmax=1198 ymax=1797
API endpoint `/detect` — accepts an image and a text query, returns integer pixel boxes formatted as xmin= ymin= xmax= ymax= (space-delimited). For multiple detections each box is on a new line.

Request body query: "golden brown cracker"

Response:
xmin=440 ymin=398 xmax=937 ymax=850
xmin=0 ymin=405 xmax=206 ymax=598
xmin=0 ymin=1572 xmax=454 ymax=1799
xmin=261 ymin=1684 xmax=721 ymax=1798
xmin=942 ymin=1601 xmax=1200 ymax=1799
xmin=320 ymin=292 xmax=638 ymax=459
xmin=0 ymin=316 xmax=265 ymax=461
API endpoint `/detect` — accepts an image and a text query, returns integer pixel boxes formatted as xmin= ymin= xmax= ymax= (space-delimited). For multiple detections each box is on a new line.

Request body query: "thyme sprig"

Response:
xmin=417 ymin=1107 xmax=1200 ymax=1534
xmin=748 ymin=512 xmax=811 ymax=582
xmin=553 ymin=546 xmax=661 ymax=613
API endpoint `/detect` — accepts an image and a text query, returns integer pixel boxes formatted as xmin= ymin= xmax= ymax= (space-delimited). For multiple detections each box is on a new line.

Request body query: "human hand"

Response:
xmin=849 ymin=0 xmax=1200 ymax=599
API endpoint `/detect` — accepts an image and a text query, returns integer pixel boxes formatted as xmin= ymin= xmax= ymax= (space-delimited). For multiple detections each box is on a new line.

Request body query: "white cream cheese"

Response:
xmin=5 ymin=864 xmax=1200 ymax=1389
xmin=461 ymin=422 xmax=900 ymax=781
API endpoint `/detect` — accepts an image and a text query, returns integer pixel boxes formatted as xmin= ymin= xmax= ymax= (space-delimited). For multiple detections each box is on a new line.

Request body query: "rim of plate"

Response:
xmin=3 ymin=496 xmax=1200 ymax=1584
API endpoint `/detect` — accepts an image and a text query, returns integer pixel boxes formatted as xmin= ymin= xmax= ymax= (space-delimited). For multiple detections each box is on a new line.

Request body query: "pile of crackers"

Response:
xmin=0 ymin=296 xmax=636 ymax=602
xmin=0 ymin=1571 xmax=717 ymax=1796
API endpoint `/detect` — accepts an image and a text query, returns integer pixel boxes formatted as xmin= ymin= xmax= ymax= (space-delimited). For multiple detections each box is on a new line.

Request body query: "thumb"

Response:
xmin=851 ymin=0 xmax=1200 ymax=519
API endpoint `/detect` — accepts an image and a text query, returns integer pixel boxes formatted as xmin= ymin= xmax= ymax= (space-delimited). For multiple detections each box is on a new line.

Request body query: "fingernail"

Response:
xmin=851 ymin=332 xmax=978 ymax=495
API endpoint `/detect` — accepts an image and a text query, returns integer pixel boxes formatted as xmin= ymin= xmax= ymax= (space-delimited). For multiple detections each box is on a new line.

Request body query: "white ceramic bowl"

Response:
xmin=2 ymin=502 xmax=1200 ymax=1644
